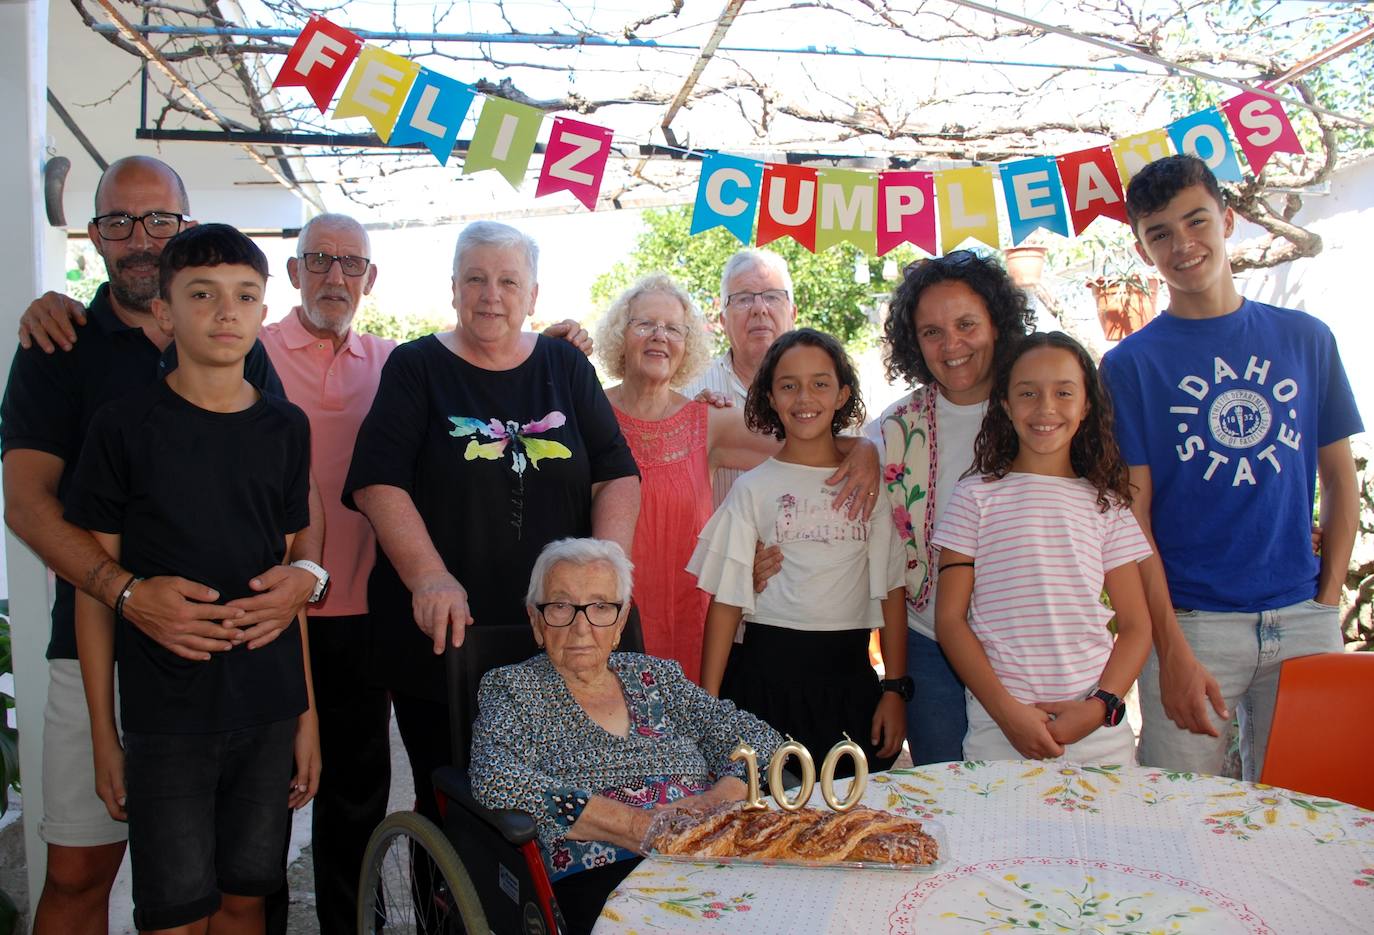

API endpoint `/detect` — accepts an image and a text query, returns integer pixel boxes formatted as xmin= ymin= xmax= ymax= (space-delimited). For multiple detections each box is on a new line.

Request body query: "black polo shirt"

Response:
xmin=0 ymin=283 xmax=284 ymax=659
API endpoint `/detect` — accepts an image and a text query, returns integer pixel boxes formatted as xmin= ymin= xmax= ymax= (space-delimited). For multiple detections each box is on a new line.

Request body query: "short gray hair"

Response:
xmin=452 ymin=220 xmax=539 ymax=281
xmin=297 ymin=213 xmax=371 ymax=257
xmin=525 ymin=538 xmax=634 ymax=607
xmin=594 ymin=273 xmax=712 ymax=389
xmin=720 ymin=249 xmax=794 ymax=306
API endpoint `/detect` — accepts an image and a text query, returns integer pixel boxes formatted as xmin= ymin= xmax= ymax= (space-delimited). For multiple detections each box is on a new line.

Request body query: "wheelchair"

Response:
xmin=357 ymin=614 xmax=646 ymax=935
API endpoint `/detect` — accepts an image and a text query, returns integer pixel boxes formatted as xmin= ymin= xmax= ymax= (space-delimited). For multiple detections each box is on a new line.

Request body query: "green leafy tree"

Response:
xmin=592 ymin=207 xmax=920 ymax=350
xmin=351 ymin=294 xmax=451 ymax=343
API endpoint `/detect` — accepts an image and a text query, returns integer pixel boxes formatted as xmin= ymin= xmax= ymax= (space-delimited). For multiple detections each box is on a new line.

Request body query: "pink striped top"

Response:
xmin=931 ymin=472 xmax=1151 ymax=702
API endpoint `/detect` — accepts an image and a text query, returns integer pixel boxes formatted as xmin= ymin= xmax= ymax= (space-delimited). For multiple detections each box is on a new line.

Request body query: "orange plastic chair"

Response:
xmin=1259 ymin=651 xmax=1374 ymax=810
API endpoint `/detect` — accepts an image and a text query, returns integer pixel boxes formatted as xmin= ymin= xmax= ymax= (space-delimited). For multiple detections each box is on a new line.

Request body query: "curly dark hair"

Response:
xmin=882 ymin=250 xmax=1036 ymax=389
xmin=744 ymin=328 xmax=865 ymax=441
xmin=970 ymin=332 xmax=1132 ymax=512
xmin=1125 ymin=154 xmax=1225 ymax=231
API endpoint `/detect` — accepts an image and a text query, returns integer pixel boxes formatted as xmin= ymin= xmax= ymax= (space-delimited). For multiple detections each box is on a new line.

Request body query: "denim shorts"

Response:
xmin=123 ymin=718 xmax=296 ymax=931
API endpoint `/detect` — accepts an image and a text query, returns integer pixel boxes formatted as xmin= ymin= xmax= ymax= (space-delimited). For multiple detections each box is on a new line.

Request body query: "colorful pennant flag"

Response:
xmin=1168 ymin=109 xmax=1244 ymax=183
xmin=691 ymin=152 xmax=766 ymax=244
xmin=998 ymin=157 xmax=1069 ymax=245
xmin=876 ymin=171 xmax=936 ymax=257
xmin=1221 ymin=90 xmax=1305 ymax=177
xmin=332 ymin=46 xmax=421 ymax=142
xmin=935 ymin=166 xmax=999 ymax=251
xmin=464 ymin=97 xmax=544 ymax=189
xmin=757 ymin=165 xmax=819 ymax=251
xmin=814 ymin=169 xmax=878 ymax=253
xmin=1057 ymin=146 xmax=1128 ymax=233
xmin=388 ymin=69 xmax=476 ymax=165
xmin=271 ymin=15 xmax=363 ymax=113
xmin=1111 ymin=129 xmax=1174 ymax=187
xmin=535 ymin=117 xmax=614 ymax=210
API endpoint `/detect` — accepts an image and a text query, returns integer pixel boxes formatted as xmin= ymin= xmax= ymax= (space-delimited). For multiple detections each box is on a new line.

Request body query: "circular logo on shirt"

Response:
xmin=1208 ymin=389 xmax=1271 ymax=449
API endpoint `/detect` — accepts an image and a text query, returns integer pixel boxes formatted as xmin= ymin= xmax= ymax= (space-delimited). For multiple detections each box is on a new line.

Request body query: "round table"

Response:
xmin=594 ymin=760 xmax=1373 ymax=933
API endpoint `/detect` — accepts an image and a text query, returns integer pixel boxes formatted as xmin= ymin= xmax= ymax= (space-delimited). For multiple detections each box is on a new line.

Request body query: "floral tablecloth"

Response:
xmin=594 ymin=760 xmax=1373 ymax=934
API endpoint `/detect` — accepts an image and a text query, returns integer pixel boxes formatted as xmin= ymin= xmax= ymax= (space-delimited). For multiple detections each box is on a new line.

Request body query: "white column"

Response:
xmin=0 ymin=0 xmax=61 ymax=908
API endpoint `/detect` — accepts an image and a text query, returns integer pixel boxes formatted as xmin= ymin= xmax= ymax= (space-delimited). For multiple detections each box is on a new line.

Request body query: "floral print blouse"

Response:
xmin=469 ymin=652 xmax=784 ymax=879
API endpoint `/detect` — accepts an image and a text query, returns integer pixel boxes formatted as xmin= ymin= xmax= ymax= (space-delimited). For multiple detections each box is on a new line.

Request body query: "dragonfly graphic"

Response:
xmin=447 ymin=411 xmax=573 ymax=477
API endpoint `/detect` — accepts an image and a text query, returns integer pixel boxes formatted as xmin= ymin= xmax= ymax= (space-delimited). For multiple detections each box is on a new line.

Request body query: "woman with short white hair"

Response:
xmin=470 ymin=537 xmax=783 ymax=933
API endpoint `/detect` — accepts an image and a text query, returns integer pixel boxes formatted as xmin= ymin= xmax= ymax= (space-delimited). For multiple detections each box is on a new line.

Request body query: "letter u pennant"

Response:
xmin=536 ymin=118 xmax=614 ymax=210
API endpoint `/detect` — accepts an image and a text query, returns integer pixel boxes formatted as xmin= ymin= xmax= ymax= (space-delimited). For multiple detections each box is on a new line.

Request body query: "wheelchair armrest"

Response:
xmin=433 ymin=765 xmax=540 ymax=846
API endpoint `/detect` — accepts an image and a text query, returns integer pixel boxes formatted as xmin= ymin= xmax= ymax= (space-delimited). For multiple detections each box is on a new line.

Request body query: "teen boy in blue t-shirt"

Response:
xmin=1100 ymin=154 xmax=1361 ymax=781
xmin=66 ymin=224 xmax=319 ymax=933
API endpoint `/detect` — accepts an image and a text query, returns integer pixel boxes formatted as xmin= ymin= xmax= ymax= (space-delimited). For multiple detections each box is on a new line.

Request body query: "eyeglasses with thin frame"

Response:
xmin=628 ymin=318 xmax=688 ymax=342
xmin=535 ymin=601 xmax=624 ymax=627
xmin=725 ymin=288 xmax=790 ymax=312
xmin=300 ymin=252 xmax=372 ymax=277
xmin=92 ymin=212 xmax=187 ymax=241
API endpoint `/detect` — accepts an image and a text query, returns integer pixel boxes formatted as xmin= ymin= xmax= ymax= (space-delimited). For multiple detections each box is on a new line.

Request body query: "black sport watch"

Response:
xmin=880 ymin=676 xmax=915 ymax=702
xmin=1087 ymin=686 xmax=1125 ymax=727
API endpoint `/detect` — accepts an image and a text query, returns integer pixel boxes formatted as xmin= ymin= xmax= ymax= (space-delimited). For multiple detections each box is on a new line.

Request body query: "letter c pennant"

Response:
xmin=690 ymin=152 xmax=764 ymax=244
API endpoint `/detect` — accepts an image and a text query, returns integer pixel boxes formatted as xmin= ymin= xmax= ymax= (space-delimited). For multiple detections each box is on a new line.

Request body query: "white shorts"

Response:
xmin=39 ymin=658 xmax=127 ymax=847
xmin=963 ymin=690 xmax=1138 ymax=766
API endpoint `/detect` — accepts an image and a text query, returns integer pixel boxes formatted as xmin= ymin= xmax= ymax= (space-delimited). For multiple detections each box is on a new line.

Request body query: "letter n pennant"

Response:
xmin=271 ymin=15 xmax=363 ymax=113
xmin=535 ymin=117 xmax=614 ymax=210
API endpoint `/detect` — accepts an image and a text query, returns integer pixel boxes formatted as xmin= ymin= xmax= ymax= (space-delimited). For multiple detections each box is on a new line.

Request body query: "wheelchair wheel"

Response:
xmin=358 ymin=810 xmax=487 ymax=935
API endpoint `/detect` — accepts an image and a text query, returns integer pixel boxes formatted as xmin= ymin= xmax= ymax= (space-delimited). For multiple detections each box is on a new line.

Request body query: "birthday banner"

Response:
xmin=272 ymin=14 xmax=1308 ymax=252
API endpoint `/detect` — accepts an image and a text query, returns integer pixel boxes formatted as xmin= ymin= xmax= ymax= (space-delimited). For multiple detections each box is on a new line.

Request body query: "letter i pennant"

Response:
xmin=271 ymin=15 xmax=363 ymax=113
xmin=536 ymin=117 xmax=614 ymax=210
xmin=465 ymin=97 xmax=544 ymax=189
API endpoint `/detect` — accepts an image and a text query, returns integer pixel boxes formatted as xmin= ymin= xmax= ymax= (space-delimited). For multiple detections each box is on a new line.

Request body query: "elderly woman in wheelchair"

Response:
xmin=467 ymin=536 xmax=783 ymax=932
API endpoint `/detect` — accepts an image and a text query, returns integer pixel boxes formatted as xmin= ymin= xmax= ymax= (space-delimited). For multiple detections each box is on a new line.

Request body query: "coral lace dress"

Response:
xmin=613 ymin=401 xmax=713 ymax=682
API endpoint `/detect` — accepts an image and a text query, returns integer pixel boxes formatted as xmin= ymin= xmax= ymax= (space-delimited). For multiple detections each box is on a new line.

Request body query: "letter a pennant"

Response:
xmin=535 ymin=117 xmax=614 ymax=211
xmin=1056 ymin=146 xmax=1128 ymax=233
xmin=271 ymin=15 xmax=363 ymax=113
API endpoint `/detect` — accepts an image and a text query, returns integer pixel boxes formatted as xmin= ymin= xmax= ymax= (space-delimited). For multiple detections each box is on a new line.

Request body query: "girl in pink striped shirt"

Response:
xmin=932 ymin=332 xmax=1152 ymax=764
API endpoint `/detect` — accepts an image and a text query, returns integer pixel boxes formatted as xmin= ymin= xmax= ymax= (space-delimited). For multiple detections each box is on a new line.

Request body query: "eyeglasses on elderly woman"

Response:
xmin=535 ymin=600 xmax=624 ymax=627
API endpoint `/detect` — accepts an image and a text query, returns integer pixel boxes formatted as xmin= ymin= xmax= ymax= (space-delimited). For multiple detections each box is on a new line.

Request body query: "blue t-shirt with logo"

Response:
xmin=1101 ymin=299 xmax=1362 ymax=613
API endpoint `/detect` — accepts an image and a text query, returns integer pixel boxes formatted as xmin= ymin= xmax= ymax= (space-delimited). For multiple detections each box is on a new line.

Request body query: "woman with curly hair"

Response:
xmin=595 ymin=274 xmax=778 ymax=682
xmin=869 ymin=250 xmax=1036 ymax=765
xmin=931 ymin=332 xmax=1152 ymax=764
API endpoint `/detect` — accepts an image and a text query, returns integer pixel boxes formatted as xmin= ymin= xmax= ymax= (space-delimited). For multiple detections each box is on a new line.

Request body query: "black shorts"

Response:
xmin=123 ymin=718 xmax=296 ymax=931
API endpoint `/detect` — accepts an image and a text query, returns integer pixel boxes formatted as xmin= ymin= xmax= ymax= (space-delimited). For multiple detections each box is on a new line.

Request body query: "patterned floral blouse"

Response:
xmin=469 ymin=652 xmax=784 ymax=880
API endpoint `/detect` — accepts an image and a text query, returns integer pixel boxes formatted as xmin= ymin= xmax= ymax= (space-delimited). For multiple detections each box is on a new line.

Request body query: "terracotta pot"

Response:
xmin=1003 ymin=245 xmax=1048 ymax=288
xmin=1088 ymin=277 xmax=1159 ymax=341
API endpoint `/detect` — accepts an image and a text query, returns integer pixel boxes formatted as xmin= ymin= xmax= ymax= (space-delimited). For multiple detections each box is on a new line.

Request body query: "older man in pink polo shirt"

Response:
xmin=260 ymin=213 xmax=394 ymax=933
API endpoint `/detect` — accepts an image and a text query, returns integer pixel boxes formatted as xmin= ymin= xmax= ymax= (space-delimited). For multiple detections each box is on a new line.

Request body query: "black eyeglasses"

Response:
xmin=92 ymin=212 xmax=187 ymax=241
xmin=535 ymin=601 xmax=624 ymax=627
xmin=300 ymin=252 xmax=371 ymax=277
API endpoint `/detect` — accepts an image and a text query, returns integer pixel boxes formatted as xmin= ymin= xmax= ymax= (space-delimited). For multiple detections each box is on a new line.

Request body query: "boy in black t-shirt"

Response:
xmin=66 ymin=224 xmax=318 ymax=933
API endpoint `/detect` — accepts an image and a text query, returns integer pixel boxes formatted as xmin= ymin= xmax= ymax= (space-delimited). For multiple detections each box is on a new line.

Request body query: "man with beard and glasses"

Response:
xmin=1 ymin=156 xmax=319 ymax=935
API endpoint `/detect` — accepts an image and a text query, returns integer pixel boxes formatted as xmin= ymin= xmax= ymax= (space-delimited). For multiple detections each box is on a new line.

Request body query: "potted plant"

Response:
xmin=1067 ymin=230 xmax=1160 ymax=341
xmin=1002 ymin=237 xmax=1049 ymax=289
